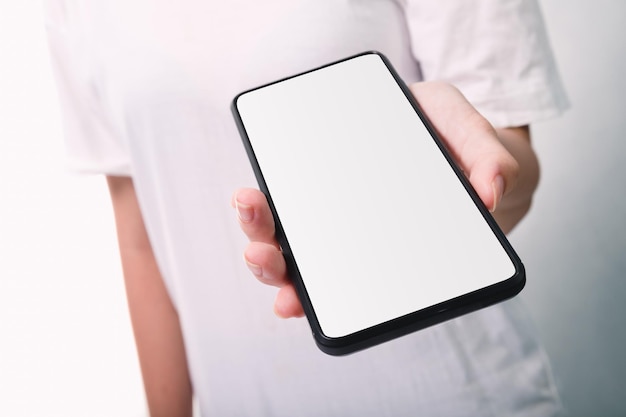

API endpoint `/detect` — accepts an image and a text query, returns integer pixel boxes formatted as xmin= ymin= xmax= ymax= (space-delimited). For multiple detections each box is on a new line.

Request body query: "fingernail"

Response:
xmin=235 ymin=199 xmax=254 ymax=223
xmin=491 ymin=175 xmax=504 ymax=213
xmin=245 ymin=258 xmax=263 ymax=277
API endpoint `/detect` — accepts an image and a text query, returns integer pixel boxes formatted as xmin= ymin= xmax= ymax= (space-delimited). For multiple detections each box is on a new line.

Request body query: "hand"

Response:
xmin=232 ymin=81 xmax=538 ymax=318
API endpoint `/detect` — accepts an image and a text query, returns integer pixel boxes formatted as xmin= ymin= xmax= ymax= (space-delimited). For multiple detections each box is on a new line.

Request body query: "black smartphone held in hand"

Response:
xmin=231 ymin=51 xmax=524 ymax=355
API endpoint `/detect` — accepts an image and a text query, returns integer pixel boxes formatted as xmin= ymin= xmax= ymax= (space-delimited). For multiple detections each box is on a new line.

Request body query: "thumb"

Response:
xmin=409 ymin=82 xmax=519 ymax=212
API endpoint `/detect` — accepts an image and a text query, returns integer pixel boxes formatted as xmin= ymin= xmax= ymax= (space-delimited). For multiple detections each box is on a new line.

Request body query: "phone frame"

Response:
xmin=231 ymin=51 xmax=525 ymax=355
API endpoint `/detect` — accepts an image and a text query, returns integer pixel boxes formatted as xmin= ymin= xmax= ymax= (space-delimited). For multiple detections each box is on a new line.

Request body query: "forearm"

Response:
xmin=107 ymin=176 xmax=192 ymax=417
xmin=492 ymin=126 xmax=540 ymax=234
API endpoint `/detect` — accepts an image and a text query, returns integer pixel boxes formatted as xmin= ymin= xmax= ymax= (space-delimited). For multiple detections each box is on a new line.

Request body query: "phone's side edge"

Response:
xmin=314 ymin=265 xmax=526 ymax=356
xmin=230 ymin=96 xmax=330 ymax=348
xmin=373 ymin=52 xmax=526 ymax=283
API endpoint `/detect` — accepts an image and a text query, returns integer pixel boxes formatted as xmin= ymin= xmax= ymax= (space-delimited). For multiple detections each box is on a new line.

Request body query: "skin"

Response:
xmin=107 ymin=176 xmax=193 ymax=417
xmin=106 ymin=81 xmax=539 ymax=414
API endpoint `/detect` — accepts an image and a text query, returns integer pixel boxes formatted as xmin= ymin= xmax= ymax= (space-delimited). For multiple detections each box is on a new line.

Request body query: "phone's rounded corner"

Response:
xmin=362 ymin=49 xmax=385 ymax=58
xmin=504 ymin=254 xmax=526 ymax=296
xmin=312 ymin=331 xmax=360 ymax=356
xmin=508 ymin=261 xmax=527 ymax=296
xmin=358 ymin=50 xmax=391 ymax=66
xmin=231 ymin=91 xmax=246 ymax=115
xmin=303 ymin=313 xmax=361 ymax=356
xmin=314 ymin=339 xmax=348 ymax=356
xmin=478 ymin=261 xmax=526 ymax=308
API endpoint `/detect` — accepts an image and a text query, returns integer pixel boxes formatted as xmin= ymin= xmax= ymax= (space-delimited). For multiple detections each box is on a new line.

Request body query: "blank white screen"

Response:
xmin=236 ymin=53 xmax=515 ymax=338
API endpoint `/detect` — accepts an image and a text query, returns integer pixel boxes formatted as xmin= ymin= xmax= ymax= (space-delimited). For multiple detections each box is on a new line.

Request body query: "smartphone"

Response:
xmin=231 ymin=51 xmax=524 ymax=355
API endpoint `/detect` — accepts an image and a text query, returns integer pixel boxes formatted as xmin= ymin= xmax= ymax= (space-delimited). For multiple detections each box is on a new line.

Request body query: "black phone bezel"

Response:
xmin=231 ymin=51 xmax=525 ymax=356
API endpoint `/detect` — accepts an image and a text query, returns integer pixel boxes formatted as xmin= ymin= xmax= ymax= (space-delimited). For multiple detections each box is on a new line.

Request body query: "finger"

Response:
xmin=467 ymin=148 xmax=519 ymax=213
xmin=274 ymin=284 xmax=305 ymax=318
xmin=243 ymin=241 xmax=288 ymax=288
xmin=232 ymin=188 xmax=278 ymax=246
xmin=409 ymin=82 xmax=519 ymax=211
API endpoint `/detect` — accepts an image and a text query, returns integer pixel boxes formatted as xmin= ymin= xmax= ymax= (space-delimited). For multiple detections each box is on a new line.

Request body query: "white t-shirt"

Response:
xmin=45 ymin=0 xmax=569 ymax=415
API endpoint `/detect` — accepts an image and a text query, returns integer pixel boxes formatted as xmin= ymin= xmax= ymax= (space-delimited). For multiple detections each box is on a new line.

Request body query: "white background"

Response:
xmin=516 ymin=1 xmax=626 ymax=415
xmin=0 ymin=0 xmax=624 ymax=416
xmin=0 ymin=1 xmax=145 ymax=416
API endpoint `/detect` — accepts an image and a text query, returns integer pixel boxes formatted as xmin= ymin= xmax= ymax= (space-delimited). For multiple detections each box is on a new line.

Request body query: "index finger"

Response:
xmin=231 ymin=188 xmax=279 ymax=247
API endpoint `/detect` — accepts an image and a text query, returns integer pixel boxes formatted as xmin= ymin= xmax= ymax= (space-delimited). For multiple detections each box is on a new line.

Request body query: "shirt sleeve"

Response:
xmin=402 ymin=0 xmax=569 ymax=128
xmin=44 ymin=0 xmax=132 ymax=175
